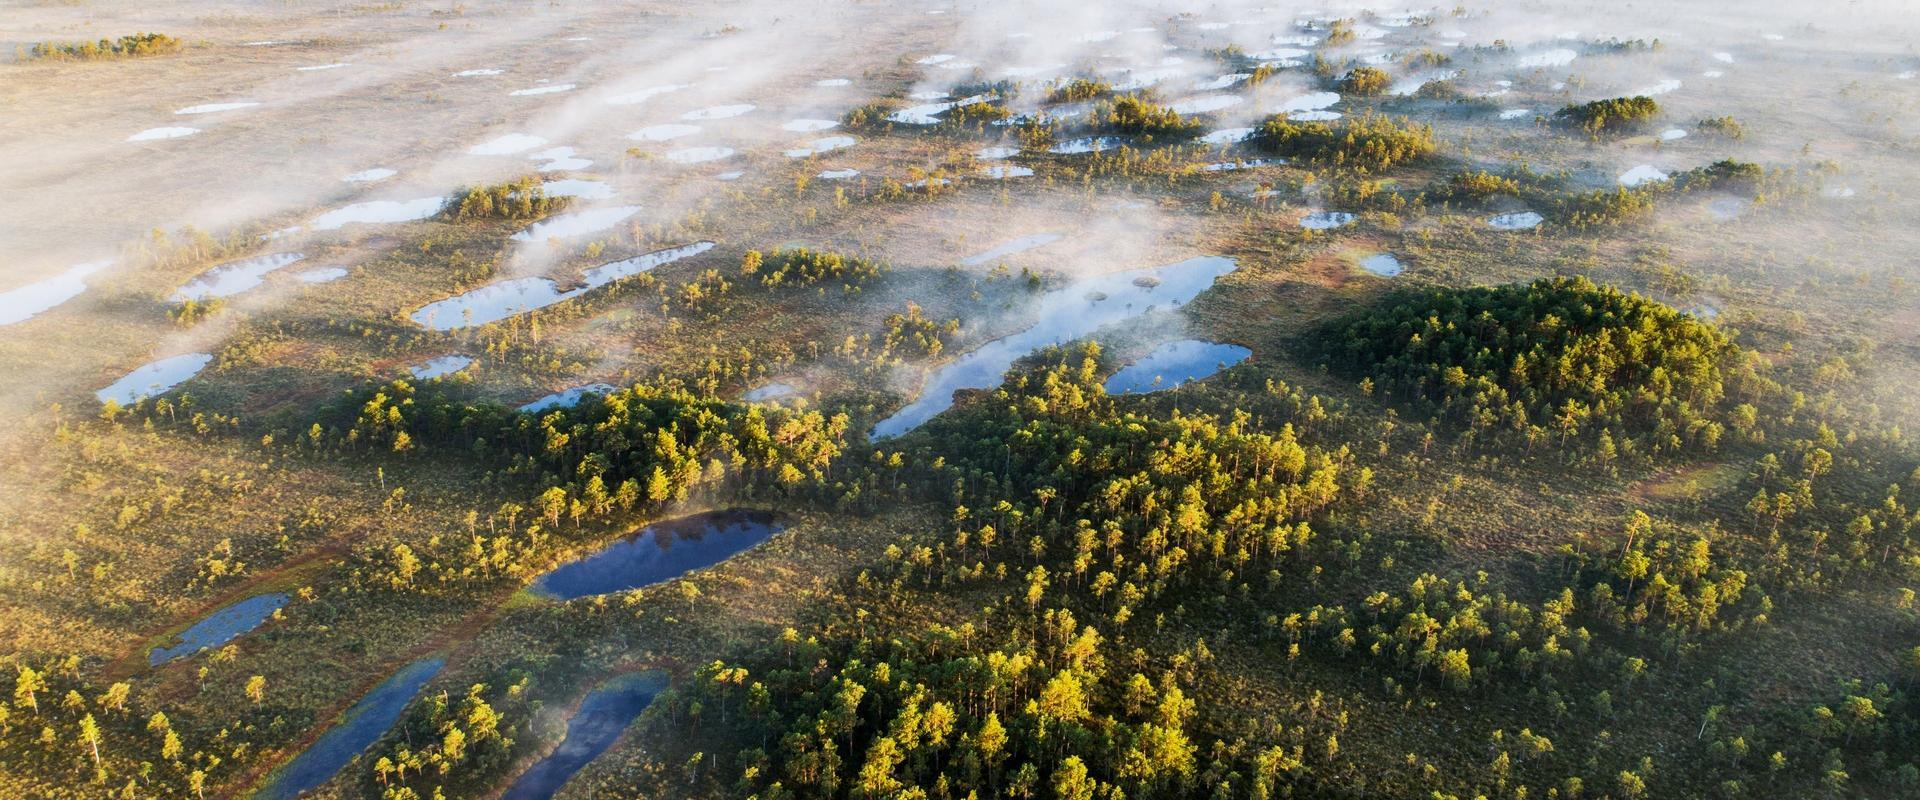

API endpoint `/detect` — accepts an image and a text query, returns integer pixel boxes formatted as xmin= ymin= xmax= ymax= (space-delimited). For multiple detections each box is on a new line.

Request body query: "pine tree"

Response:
xmin=14 ymin=666 xmax=44 ymax=715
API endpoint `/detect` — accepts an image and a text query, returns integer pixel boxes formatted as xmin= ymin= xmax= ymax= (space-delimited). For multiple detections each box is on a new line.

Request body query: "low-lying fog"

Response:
xmin=2 ymin=0 xmax=1919 ymax=430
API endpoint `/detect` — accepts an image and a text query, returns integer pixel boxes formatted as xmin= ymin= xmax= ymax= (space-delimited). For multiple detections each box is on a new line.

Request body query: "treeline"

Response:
xmin=1675 ymin=159 xmax=1765 ymax=194
xmin=360 ymin=670 xmax=529 ymax=798
xmin=1557 ymin=159 xmax=1773 ymax=227
xmin=683 ymin=610 xmax=1248 ymax=799
xmin=24 ymin=33 xmax=179 ymax=61
xmin=1296 ymin=508 xmax=1773 ymax=699
xmin=652 ymin=308 xmax=1920 ymax=797
xmin=625 ymin=334 xmax=1920 ymax=798
xmin=1439 ymin=170 xmax=1522 ymax=202
xmin=1425 ymin=159 xmax=1774 ymax=229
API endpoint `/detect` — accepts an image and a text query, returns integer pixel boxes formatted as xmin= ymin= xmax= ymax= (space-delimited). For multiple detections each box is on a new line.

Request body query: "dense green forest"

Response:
xmin=634 ymin=325 xmax=1918 ymax=798
xmin=1323 ymin=277 xmax=1761 ymax=461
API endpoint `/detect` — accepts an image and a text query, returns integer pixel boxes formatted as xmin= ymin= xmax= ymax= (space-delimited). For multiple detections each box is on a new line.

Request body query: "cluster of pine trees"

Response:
xmin=1250 ymin=113 xmax=1436 ymax=171
xmin=441 ymin=178 xmax=570 ymax=222
xmin=1337 ymin=67 xmax=1392 ymax=96
xmin=1556 ymin=96 xmax=1661 ymax=135
xmin=1325 ymin=277 xmax=1765 ymax=463
xmin=1048 ymin=79 xmax=1112 ymax=104
xmin=26 ymin=33 xmax=179 ymax=61
xmin=658 ymin=344 xmax=1360 ymax=798
xmin=741 ymin=248 xmax=887 ymax=292
xmin=1095 ymin=96 xmax=1205 ymax=140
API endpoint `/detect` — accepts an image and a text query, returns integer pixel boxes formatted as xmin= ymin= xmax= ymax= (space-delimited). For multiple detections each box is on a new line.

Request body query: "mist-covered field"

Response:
xmin=3 ymin=1 xmax=1919 ymax=798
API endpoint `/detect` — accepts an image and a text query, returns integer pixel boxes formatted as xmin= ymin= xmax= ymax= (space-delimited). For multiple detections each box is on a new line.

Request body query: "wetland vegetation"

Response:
xmin=23 ymin=33 xmax=181 ymax=62
xmin=3 ymin=2 xmax=1920 ymax=799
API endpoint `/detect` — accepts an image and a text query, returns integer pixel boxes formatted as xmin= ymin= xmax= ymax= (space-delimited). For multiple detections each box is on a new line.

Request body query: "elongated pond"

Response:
xmin=960 ymin=233 xmax=1064 ymax=266
xmin=0 ymin=260 xmax=109 ymax=326
xmin=520 ymin=383 xmax=616 ymax=413
xmin=410 ymin=242 xmax=713 ymax=330
xmin=149 ymin=592 xmax=288 ymax=666
xmin=871 ymin=255 xmax=1237 ymax=438
xmin=98 ymin=353 xmax=213 ymax=405
xmin=511 ymin=206 xmax=642 ymax=243
xmin=410 ymin=355 xmax=473 ymax=380
xmin=531 ymin=510 xmax=785 ymax=600
xmin=499 ymin=671 xmax=668 ymax=800
xmin=1103 ymin=340 xmax=1250 ymax=395
xmin=257 ymin=658 xmax=445 ymax=800
xmin=171 ymin=253 xmax=306 ymax=301
xmin=1487 ymin=211 xmax=1544 ymax=230
xmin=309 ymin=197 xmax=444 ymax=231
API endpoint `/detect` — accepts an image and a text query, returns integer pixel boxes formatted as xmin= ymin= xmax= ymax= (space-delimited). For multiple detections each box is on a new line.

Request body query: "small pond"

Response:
xmin=743 ymin=382 xmax=798 ymax=402
xmin=1487 ymin=211 xmax=1544 ymax=230
xmin=1050 ymin=136 xmax=1128 ymax=154
xmin=530 ymin=510 xmax=787 ymax=600
xmin=0 ymin=260 xmax=109 ymax=326
xmin=149 ymin=593 xmax=288 ymax=666
xmin=256 ymin=659 xmax=446 ymax=800
xmin=511 ymin=206 xmax=642 ymax=243
xmin=1359 ymin=253 xmax=1403 ymax=277
xmin=1300 ymin=211 xmax=1355 ymax=230
xmin=310 ymin=197 xmax=445 ymax=231
xmin=171 ymin=252 xmax=306 ymax=301
xmin=1103 ymin=340 xmax=1250 ymax=395
xmin=520 ymin=383 xmax=617 ymax=414
xmin=498 ymin=671 xmax=669 ymax=800
xmin=410 ymin=355 xmax=473 ymax=380
xmin=410 ymin=242 xmax=713 ymax=330
xmin=98 ymin=353 xmax=213 ymax=406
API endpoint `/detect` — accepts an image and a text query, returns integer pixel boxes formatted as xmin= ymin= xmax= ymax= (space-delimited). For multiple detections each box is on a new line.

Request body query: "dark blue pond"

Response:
xmin=257 ymin=658 xmax=445 ymax=800
xmin=1103 ymin=340 xmax=1251 ymax=395
xmin=532 ymin=510 xmax=785 ymax=600
xmin=150 ymin=592 xmax=289 ymax=666
xmin=499 ymin=671 xmax=668 ymax=800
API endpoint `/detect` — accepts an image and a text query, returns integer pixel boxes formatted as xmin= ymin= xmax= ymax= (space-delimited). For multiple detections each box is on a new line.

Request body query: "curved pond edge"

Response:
xmin=255 ymin=657 xmax=447 ymax=800
xmin=527 ymin=509 xmax=789 ymax=601
xmin=498 ymin=670 xmax=670 ymax=800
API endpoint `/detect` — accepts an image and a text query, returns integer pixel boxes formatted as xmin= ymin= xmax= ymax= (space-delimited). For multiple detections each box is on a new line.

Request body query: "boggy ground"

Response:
xmin=3 ymin=1 xmax=1920 ymax=798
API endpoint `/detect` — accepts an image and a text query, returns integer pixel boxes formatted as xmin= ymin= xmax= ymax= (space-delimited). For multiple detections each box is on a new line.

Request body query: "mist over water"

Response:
xmin=871 ymin=256 xmax=1238 ymax=439
xmin=5 ymin=3 xmax=1920 ymax=800
xmin=3 ymin=0 xmax=1917 ymax=422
